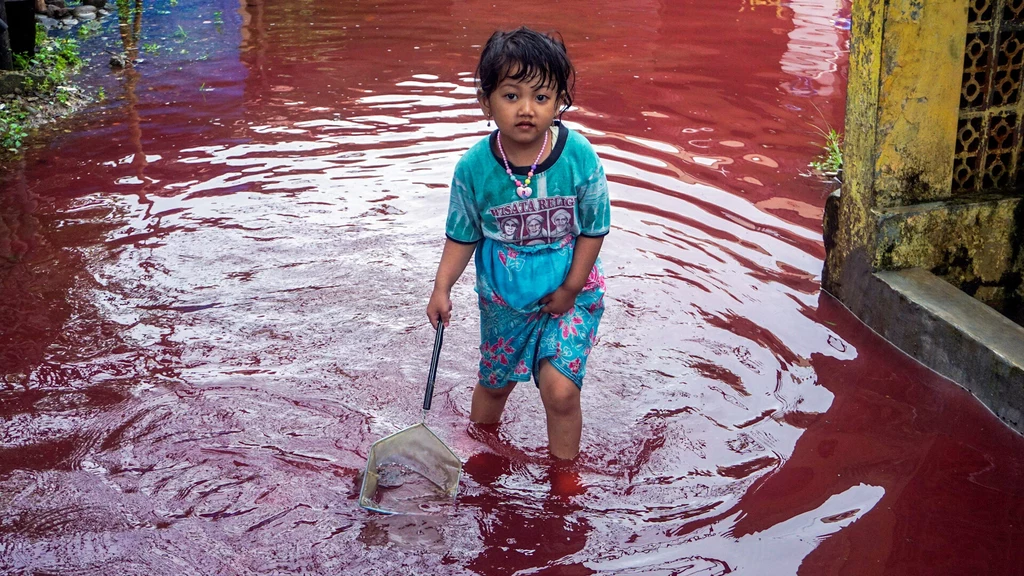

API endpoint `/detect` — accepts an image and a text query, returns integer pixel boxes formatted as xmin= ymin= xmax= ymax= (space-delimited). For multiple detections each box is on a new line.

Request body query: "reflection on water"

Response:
xmin=1 ymin=0 xmax=1022 ymax=574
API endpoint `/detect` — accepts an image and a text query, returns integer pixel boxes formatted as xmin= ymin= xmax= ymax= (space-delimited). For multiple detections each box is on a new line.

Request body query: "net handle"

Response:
xmin=423 ymin=322 xmax=444 ymax=412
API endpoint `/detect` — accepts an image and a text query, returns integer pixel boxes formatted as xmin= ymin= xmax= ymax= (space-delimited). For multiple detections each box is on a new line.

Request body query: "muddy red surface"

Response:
xmin=2 ymin=1 xmax=1023 ymax=575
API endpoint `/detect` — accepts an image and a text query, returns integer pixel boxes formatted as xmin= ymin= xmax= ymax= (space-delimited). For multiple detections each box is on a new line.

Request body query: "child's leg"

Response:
xmin=470 ymin=382 xmax=517 ymax=424
xmin=537 ymin=360 xmax=582 ymax=459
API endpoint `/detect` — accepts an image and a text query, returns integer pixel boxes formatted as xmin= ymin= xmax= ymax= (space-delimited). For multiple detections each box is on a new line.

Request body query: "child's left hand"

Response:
xmin=540 ymin=285 xmax=579 ymax=315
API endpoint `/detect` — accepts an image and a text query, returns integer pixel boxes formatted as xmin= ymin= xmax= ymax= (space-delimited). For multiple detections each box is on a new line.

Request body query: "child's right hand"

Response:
xmin=426 ymin=288 xmax=453 ymax=328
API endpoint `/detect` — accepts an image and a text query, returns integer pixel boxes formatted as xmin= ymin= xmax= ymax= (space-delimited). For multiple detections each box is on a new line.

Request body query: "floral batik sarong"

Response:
xmin=475 ymin=236 xmax=605 ymax=389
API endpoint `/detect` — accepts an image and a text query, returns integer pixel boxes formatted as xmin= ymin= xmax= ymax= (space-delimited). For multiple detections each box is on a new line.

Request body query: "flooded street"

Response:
xmin=2 ymin=0 xmax=1023 ymax=574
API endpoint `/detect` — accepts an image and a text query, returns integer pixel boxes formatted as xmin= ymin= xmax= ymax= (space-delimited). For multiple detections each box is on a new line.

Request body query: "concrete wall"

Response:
xmin=823 ymin=0 xmax=1024 ymax=431
xmin=826 ymin=0 xmax=1023 ymax=309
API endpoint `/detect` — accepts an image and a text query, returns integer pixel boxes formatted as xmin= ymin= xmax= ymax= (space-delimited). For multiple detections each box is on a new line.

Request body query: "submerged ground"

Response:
xmin=1 ymin=1 xmax=1023 ymax=574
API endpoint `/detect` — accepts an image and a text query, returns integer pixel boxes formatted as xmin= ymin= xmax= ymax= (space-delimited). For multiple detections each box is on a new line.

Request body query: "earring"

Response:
xmin=487 ymin=118 xmax=491 ymax=128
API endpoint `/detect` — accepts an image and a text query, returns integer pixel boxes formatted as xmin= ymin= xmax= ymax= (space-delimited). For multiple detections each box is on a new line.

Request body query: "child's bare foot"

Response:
xmin=547 ymin=462 xmax=586 ymax=499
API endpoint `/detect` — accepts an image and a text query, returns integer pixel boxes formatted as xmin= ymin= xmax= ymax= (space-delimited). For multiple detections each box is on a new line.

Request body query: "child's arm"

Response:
xmin=540 ymin=235 xmax=604 ymax=315
xmin=427 ymin=239 xmax=477 ymax=328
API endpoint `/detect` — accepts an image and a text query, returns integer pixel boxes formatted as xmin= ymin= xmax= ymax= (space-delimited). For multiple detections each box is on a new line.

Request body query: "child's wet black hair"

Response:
xmin=476 ymin=27 xmax=576 ymax=114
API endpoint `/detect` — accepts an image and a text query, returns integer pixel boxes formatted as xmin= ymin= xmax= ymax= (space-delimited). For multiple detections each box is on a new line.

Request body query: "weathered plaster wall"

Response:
xmin=824 ymin=0 xmax=1024 ymax=431
xmin=823 ymin=0 xmax=885 ymax=298
xmin=828 ymin=0 xmax=1022 ymax=306
xmin=877 ymin=197 xmax=1022 ymax=297
xmin=872 ymin=1 xmax=964 ymax=208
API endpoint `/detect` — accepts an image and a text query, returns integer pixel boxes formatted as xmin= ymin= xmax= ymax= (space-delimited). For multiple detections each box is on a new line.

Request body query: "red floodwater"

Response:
xmin=2 ymin=1 xmax=1023 ymax=574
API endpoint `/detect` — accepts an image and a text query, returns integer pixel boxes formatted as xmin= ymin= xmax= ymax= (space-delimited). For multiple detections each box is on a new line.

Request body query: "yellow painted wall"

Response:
xmin=872 ymin=0 xmax=966 ymax=208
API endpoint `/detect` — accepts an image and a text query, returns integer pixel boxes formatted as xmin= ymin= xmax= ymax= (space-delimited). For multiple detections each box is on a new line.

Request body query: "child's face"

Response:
xmin=480 ymin=72 xmax=561 ymax=152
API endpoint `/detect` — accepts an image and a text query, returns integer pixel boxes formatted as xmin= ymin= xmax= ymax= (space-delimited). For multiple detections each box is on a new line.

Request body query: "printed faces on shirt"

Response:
xmin=492 ymin=197 xmax=576 ymax=245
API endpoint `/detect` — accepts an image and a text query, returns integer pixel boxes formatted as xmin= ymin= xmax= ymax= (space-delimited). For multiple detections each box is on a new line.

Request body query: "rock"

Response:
xmin=72 ymin=5 xmax=97 ymax=18
xmin=82 ymin=0 xmax=106 ymax=8
xmin=46 ymin=6 xmax=70 ymax=19
xmin=60 ymin=17 xmax=76 ymax=25
xmin=0 ymin=72 xmax=28 ymax=97
xmin=34 ymin=14 xmax=60 ymax=28
xmin=47 ymin=0 xmax=66 ymax=8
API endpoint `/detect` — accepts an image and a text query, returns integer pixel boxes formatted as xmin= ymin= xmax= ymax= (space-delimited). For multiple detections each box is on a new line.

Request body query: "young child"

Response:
xmin=426 ymin=27 xmax=610 ymax=460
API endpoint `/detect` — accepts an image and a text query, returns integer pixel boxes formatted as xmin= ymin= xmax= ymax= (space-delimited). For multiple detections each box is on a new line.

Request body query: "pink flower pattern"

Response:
xmin=559 ymin=314 xmax=584 ymax=338
xmin=477 ymin=261 xmax=606 ymax=388
xmin=480 ymin=337 xmax=515 ymax=370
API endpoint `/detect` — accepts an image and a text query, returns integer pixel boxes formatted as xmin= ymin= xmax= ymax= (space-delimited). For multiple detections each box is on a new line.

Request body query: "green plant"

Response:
xmin=0 ymin=32 xmax=85 ymax=153
xmin=806 ymin=102 xmax=843 ymax=176
xmin=175 ymin=25 xmax=188 ymax=39
xmin=35 ymin=22 xmax=47 ymax=46
xmin=0 ymin=103 xmax=29 ymax=151
xmin=170 ymin=0 xmax=178 ymax=6
xmin=212 ymin=10 xmax=223 ymax=23
xmin=29 ymin=37 xmax=83 ymax=92
xmin=809 ymin=126 xmax=843 ymax=175
xmin=77 ymin=21 xmax=102 ymax=38
xmin=97 ymin=87 xmax=106 ymax=100
xmin=143 ymin=43 xmax=162 ymax=54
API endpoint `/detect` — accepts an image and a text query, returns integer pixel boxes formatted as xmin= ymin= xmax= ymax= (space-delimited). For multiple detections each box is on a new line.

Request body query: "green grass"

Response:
xmin=807 ymin=102 xmax=843 ymax=176
xmin=809 ymin=126 xmax=843 ymax=175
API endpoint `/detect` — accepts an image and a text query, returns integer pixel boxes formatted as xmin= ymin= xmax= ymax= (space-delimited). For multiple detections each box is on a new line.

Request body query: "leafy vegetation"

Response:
xmin=0 ymin=104 xmax=29 ymax=151
xmin=1 ymin=30 xmax=84 ymax=152
xmin=116 ymin=0 xmax=142 ymax=17
xmin=77 ymin=20 xmax=104 ymax=39
xmin=16 ymin=35 xmax=83 ymax=93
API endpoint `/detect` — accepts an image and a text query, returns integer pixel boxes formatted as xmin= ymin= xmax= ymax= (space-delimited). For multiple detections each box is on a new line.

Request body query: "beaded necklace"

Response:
xmin=496 ymin=129 xmax=550 ymax=199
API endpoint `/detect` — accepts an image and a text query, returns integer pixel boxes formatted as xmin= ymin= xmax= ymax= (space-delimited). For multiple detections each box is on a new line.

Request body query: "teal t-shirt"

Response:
xmin=446 ymin=123 xmax=611 ymax=312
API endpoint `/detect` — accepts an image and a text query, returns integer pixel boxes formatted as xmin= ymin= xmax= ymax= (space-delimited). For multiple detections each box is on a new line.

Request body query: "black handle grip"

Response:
xmin=423 ymin=322 xmax=444 ymax=411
